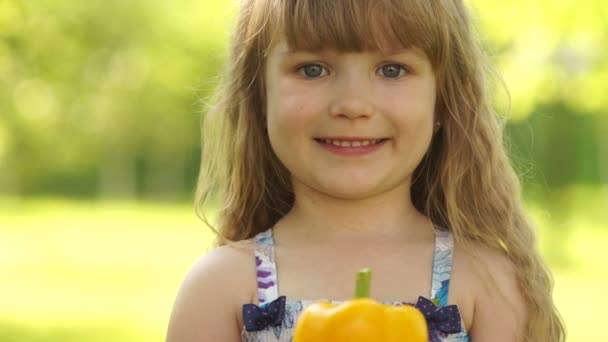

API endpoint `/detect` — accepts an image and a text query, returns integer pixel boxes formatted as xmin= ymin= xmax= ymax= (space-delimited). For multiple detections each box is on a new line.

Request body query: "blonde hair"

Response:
xmin=196 ymin=0 xmax=565 ymax=340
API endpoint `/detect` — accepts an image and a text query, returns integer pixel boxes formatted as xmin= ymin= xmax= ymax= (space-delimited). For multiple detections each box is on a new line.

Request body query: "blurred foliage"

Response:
xmin=0 ymin=0 xmax=231 ymax=199
xmin=467 ymin=0 xmax=608 ymax=190
xmin=471 ymin=0 xmax=608 ymax=119
xmin=0 ymin=1 xmax=607 ymax=341
xmin=0 ymin=0 xmax=606 ymax=200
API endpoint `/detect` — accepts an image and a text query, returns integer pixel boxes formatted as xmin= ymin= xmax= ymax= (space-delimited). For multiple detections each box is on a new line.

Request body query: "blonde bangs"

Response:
xmin=247 ymin=0 xmax=445 ymax=64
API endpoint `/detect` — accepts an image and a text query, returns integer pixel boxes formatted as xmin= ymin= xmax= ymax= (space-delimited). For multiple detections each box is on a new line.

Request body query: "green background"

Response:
xmin=0 ymin=0 xmax=606 ymax=340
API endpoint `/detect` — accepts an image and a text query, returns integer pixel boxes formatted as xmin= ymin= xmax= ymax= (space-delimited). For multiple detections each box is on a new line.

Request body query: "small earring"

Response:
xmin=434 ymin=121 xmax=442 ymax=133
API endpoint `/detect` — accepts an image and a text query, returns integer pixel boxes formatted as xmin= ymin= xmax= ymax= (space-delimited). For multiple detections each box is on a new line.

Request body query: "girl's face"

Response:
xmin=265 ymin=43 xmax=437 ymax=200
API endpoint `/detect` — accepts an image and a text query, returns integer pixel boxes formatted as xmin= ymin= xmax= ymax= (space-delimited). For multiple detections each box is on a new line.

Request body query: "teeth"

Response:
xmin=322 ymin=139 xmax=383 ymax=147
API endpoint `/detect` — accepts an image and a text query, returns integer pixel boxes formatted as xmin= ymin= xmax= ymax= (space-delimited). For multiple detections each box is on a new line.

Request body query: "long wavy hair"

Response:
xmin=196 ymin=0 xmax=565 ymax=340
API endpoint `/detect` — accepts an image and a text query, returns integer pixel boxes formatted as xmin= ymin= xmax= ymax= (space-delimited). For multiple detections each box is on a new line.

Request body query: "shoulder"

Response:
xmin=166 ymin=240 xmax=256 ymax=342
xmin=453 ymin=242 xmax=526 ymax=341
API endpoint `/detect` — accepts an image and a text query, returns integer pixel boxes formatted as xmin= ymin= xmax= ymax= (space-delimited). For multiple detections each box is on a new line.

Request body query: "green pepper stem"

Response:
xmin=354 ymin=268 xmax=372 ymax=298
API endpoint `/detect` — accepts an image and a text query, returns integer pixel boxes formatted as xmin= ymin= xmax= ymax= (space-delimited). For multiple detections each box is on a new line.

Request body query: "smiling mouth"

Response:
xmin=314 ymin=138 xmax=390 ymax=147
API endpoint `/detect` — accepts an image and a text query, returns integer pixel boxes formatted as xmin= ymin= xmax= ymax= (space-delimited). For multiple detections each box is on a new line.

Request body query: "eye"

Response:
xmin=379 ymin=64 xmax=407 ymax=79
xmin=297 ymin=64 xmax=328 ymax=78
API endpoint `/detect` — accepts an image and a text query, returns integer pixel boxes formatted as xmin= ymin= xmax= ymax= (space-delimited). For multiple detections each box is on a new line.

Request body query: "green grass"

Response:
xmin=527 ymin=187 xmax=608 ymax=341
xmin=0 ymin=198 xmax=216 ymax=342
xmin=0 ymin=189 xmax=606 ymax=341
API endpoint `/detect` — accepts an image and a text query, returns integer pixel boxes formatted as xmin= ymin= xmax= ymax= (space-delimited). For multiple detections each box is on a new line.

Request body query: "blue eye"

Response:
xmin=298 ymin=64 xmax=327 ymax=78
xmin=380 ymin=64 xmax=406 ymax=78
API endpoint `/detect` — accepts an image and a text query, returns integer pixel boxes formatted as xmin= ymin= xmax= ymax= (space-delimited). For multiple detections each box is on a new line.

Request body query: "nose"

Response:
xmin=328 ymin=72 xmax=375 ymax=119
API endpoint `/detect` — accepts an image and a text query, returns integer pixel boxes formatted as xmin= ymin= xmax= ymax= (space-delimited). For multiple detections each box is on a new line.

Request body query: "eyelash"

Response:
xmin=295 ymin=63 xmax=410 ymax=79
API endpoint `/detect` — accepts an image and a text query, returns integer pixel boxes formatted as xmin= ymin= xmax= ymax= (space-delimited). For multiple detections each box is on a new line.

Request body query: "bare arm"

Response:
xmin=469 ymin=248 xmax=527 ymax=341
xmin=166 ymin=245 xmax=253 ymax=342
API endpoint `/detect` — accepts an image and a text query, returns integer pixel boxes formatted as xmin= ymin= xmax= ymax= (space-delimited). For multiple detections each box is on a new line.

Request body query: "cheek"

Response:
xmin=266 ymin=87 xmax=322 ymax=135
xmin=410 ymin=81 xmax=436 ymax=126
xmin=267 ymin=100 xmax=307 ymax=136
xmin=382 ymin=88 xmax=436 ymax=128
xmin=265 ymin=98 xmax=313 ymax=166
xmin=379 ymin=82 xmax=436 ymax=154
xmin=266 ymin=91 xmax=320 ymax=173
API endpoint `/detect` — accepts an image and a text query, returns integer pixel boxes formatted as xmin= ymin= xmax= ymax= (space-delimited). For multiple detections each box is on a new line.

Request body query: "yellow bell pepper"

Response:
xmin=293 ymin=269 xmax=428 ymax=342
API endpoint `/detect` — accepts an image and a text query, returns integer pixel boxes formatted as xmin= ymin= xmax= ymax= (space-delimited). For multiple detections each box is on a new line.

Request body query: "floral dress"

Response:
xmin=241 ymin=228 xmax=470 ymax=342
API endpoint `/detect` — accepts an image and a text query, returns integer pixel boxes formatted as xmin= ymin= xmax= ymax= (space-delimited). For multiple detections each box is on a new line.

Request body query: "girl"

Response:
xmin=167 ymin=0 xmax=565 ymax=341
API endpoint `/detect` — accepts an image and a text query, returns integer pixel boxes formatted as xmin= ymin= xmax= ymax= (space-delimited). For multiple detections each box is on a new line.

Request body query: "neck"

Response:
xmin=277 ymin=180 xmax=432 ymax=243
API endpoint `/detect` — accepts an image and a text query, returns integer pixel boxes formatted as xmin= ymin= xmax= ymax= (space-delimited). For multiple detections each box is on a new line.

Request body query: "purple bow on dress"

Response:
xmin=243 ymin=296 xmax=286 ymax=332
xmin=415 ymin=296 xmax=462 ymax=334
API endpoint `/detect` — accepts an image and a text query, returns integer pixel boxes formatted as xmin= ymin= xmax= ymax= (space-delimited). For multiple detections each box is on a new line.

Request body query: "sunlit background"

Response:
xmin=0 ymin=0 xmax=606 ymax=341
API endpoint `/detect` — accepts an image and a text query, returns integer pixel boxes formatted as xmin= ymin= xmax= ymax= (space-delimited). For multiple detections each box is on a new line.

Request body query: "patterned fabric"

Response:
xmin=241 ymin=228 xmax=470 ymax=342
xmin=254 ymin=230 xmax=278 ymax=304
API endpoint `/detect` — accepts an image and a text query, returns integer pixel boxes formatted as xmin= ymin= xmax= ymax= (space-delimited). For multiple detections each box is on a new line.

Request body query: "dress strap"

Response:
xmin=254 ymin=228 xmax=279 ymax=304
xmin=430 ymin=228 xmax=455 ymax=306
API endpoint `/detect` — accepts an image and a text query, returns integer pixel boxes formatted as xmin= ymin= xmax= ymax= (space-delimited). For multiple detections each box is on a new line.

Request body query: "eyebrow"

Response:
xmin=375 ymin=48 xmax=428 ymax=59
xmin=278 ymin=49 xmax=321 ymax=56
xmin=278 ymin=47 xmax=427 ymax=59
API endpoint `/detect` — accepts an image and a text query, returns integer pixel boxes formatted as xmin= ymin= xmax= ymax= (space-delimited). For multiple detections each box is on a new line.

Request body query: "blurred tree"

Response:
xmin=471 ymin=0 xmax=608 ymax=118
xmin=0 ymin=0 xmax=231 ymax=199
xmin=468 ymin=0 xmax=608 ymax=258
xmin=469 ymin=0 xmax=608 ymax=188
xmin=0 ymin=0 xmax=605 ymax=200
